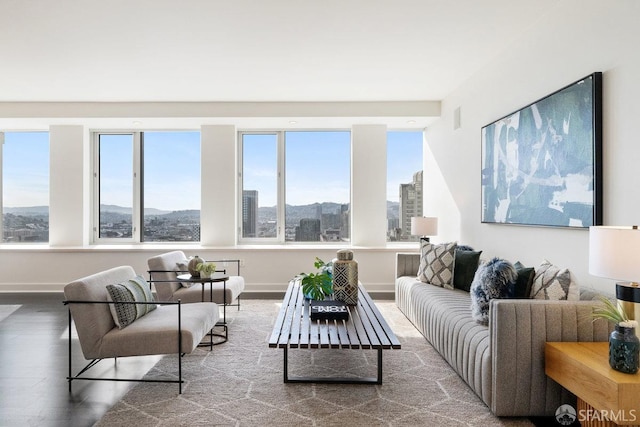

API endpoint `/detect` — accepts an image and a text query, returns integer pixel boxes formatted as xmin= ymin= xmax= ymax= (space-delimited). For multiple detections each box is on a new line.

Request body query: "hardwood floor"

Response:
xmin=0 ymin=293 xmax=161 ymax=427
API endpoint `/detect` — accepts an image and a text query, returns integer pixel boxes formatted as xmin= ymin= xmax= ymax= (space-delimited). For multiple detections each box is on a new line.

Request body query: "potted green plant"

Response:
xmin=298 ymin=257 xmax=333 ymax=300
xmin=196 ymin=261 xmax=217 ymax=279
xmin=592 ymin=296 xmax=639 ymax=374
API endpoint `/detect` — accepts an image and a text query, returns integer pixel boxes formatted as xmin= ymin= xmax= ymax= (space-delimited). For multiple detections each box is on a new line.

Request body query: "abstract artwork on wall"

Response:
xmin=481 ymin=72 xmax=602 ymax=228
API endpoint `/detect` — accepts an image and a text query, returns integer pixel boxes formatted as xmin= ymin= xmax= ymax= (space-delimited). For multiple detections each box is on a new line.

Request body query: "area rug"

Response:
xmin=96 ymin=300 xmax=533 ymax=426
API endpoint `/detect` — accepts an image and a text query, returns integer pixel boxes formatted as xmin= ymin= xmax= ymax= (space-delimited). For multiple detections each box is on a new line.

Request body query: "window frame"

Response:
xmin=237 ymin=130 xmax=283 ymax=243
xmin=91 ymin=130 xmax=200 ymax=244
xmin=237 ymin=129 xmax=351 ymax=244
xmin=92 ymin=132 xmax=140 ymax=243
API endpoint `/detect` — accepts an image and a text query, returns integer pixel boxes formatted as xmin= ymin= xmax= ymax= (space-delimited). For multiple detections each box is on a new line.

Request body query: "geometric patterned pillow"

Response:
xmin=417 ymin=241 xmax=457 ymax=289
xmin=529 ymin=260 xmax=580 ymax=301
xmin=106 ymin=275 xmax=157 ymax=329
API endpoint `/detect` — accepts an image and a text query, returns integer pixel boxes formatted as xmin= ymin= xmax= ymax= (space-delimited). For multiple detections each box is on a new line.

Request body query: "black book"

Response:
xmin=310 ymin=300 xmax=349 ymax=321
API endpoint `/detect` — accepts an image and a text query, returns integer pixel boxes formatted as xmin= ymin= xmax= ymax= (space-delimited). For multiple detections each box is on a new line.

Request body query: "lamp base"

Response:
xmin=616 ymin=282 xmax=640 ymax=339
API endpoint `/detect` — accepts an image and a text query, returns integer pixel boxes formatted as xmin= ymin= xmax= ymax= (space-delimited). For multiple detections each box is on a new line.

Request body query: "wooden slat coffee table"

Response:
xmin=269 ymin=280 xmax=401 ymax=384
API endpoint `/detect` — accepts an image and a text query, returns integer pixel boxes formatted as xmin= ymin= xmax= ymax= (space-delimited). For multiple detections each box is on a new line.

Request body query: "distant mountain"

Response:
xmin=100 ymin=204 xmax=172 ymax=216
xmin=100 ymin=204 xmax=132 ymax=214
xmin=4 ymin=206 xmax=49 ymax=215
xmin=152 ymin=209 xmax=199 ymax=219
xmin=6 ymin=202 xmax=400 ymax=220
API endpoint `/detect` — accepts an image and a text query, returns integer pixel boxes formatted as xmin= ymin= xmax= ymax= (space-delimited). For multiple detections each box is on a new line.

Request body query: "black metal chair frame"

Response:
xmin=64 ymin=299 xmax=213 ymax=394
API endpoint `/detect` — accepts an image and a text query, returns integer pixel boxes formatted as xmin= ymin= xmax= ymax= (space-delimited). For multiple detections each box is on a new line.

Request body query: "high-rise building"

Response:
xmin=399 ymin=170 xmax=423 ymax=240
xmin=295 ymin=218 xmax=321 ymax=241
xmin=242 ymin=190 xmax=258 ymax=238
xmin=340 ymin=203 xmax=350 ymax=240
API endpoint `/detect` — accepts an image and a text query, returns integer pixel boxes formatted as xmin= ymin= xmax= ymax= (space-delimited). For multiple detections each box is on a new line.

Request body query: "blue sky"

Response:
xmin=2 ymin=132 xmax=49 ymax=207
xmin=3 ymin=130 xmax=422 ymax=210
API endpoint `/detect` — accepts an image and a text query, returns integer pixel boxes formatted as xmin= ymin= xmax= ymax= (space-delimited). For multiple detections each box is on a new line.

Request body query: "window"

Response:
xmin=94 ymin=131 xmax=200 ymax=243
xmin=1 ymin=131 xmax=50 ymax=243
xmin=240 ymin=133 xmax=278 ymax=239
xmin=98 ymin=134 xmax=134 ymax=239
xmin=142 ymin=132 xmax=200 ymax=242
xmin=239 ymin=130 xmax=350 ymax=243
xmin=285 ymin=131 xmax=350 ymax=242
xmin=387 ymin=131 xmax=423 ymax=242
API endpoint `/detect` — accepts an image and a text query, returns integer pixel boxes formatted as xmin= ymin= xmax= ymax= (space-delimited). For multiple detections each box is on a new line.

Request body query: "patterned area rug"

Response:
xmin=96 ymin=300 xmax=533 ymax=426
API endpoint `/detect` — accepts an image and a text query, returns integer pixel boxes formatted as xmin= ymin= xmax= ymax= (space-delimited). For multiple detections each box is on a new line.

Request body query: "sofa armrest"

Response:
xmin=489 ymin=299 xmax=612 ymax=417
xmin=396 ymin=252 xmax=420 ymax=278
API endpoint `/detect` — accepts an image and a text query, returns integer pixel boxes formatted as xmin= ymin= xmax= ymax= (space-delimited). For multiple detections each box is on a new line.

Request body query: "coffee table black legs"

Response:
xmin=282 ymin=347 xmax=383 ymax=385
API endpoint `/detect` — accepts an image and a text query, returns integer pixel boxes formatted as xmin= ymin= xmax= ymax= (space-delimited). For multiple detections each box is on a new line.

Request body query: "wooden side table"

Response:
xmin=545 ymin=342 xmax=640 ymax=426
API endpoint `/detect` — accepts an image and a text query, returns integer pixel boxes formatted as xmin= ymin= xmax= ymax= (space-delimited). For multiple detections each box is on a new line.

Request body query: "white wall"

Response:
xmin=424 ymin=0 xmax=640 ymax=294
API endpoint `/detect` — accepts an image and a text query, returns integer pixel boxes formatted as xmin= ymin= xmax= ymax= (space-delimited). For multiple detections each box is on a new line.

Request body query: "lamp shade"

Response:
xmin=411 ymin=217 xmax=438 ymax=237
xmin=589 ymin=226 xmax=640 ymax=282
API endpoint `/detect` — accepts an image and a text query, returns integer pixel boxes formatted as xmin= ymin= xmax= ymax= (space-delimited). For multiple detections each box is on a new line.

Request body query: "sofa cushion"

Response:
xmin=417 ymin=241 xmax=457 ymax=289
xmin=453 ymin=248 xmax=482 ymax=292
xmin=470 ymin=258 xmax=517 ymax=325
xmin=107 ymin=275 xmax=157 ymax=329
xmin=530 ymin=260 xmax=580 ymax=300
xmin=513 ymin=261 xmax=535 ymax=299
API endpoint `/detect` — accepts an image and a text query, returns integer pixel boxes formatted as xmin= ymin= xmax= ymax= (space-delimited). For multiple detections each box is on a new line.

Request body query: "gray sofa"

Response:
xmin=395 ymin=253 xmax=611 ymax=417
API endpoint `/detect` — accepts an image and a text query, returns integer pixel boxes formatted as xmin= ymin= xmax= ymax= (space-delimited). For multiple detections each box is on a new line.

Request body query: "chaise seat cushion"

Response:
xmin=99 ymin=302 xmax=219 ymax=358
xmin=169 ymin=275 xmax=244 ymax=304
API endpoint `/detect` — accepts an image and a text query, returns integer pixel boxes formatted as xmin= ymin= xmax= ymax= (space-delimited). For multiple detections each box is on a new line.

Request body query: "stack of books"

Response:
xmin=310 ymin=300 xmax=349 ymax=321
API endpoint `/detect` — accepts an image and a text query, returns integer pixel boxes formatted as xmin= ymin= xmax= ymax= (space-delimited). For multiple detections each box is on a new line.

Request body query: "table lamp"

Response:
xmin=589 ymin=225 xmax=640 ymax=335
xmin=411 ymin=217 xmax=438 ymax=242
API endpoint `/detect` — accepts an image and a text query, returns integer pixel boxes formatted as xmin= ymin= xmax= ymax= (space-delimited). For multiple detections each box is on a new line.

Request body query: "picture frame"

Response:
xmin=481 ymin=72 xmax=603 ymax=228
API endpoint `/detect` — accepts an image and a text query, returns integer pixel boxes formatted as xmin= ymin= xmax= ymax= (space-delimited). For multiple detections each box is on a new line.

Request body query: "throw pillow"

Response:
xmin=176 ymin=260 xmax=189 ymax=273
xmin=453 ymin=248 xmax=482 ymax=292
xmin=106 ymin=275 xmax=157 ymax=329
xmin=470 ymin=257 xmax=517 ymax=325
xmin=417 ymin=241 xmax=457 ymax=289
xmin=530 ymin=260 xmax=580 ymax=301
xmin=513 ymin=261 xmax=535 ymax=299
xmin=176 ymin=260 xmax=193 ymax=288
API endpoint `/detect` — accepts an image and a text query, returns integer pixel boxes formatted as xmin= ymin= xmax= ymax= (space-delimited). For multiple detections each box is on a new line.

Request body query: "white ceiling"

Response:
xmin=0 ymin=0 xmax=560 ymax=128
